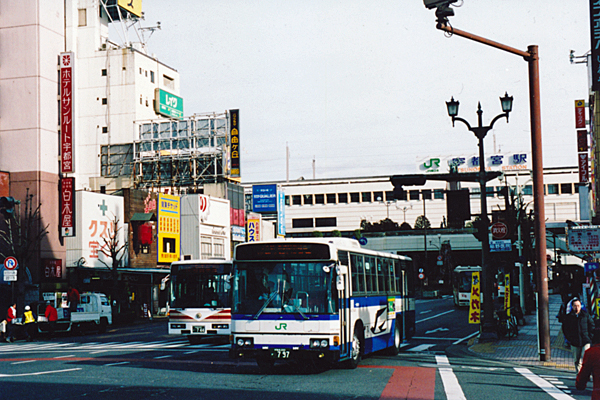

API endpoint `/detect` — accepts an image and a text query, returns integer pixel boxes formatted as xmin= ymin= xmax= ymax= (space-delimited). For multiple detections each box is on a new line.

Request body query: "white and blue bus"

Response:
xmin=229 ymin=238 xmax=415 ymax=369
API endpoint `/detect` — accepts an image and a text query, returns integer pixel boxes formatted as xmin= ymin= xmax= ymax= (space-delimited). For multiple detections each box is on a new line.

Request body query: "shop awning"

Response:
xmin=130 ymin=212 xmax=156 ymax=222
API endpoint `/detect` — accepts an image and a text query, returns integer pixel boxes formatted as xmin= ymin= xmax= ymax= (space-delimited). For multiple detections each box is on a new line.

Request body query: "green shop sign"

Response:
xmin=154 ymin=88 xmax=183 ymax=120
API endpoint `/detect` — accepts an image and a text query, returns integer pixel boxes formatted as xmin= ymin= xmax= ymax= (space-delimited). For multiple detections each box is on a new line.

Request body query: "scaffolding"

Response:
xmin=131 ymin=112 xmax=230 ymax=192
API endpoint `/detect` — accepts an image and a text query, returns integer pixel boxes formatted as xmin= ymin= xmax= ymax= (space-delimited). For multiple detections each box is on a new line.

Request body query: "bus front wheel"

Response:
xmin=387 ymin=322 xmax=402 ymax=355
xmin=345 ymin=327 xmax=363 ymax=369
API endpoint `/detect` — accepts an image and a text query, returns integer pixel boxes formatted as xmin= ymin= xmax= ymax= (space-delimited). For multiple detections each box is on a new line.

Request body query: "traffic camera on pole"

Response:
xmin=423 ymin=0 xmax=459 ymax=27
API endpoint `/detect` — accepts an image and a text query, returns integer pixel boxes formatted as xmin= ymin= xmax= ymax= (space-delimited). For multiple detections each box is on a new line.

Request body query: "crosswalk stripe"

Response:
xmin=436 ymin=355 xmax=467 ymax=400
xmin=515 ymin=368 xmax=575 ymax=400
xmin=407 ymin=344 xmax=435 ymax=352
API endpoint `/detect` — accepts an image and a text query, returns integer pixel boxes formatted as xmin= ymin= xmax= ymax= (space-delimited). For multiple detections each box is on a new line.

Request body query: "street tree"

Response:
xmin=0 ymin=190 xmax=49 ymax=308
xmin=98 ymin=214 xmax=128 ymax=317
xmin=414 ymin=215 xmax=431 ymax=230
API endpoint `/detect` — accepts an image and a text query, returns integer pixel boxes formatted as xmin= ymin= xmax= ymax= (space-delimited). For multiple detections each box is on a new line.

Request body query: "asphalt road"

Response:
xmin=0 ymin=297 xmax=592 ymax=399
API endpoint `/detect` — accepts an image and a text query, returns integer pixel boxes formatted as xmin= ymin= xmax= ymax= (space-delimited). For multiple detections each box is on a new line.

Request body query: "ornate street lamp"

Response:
xmin=446 ymin=93 xmax=512 ymax=340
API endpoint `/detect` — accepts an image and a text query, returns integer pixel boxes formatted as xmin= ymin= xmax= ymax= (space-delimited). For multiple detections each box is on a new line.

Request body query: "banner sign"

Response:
xmin=60 ymin=177 xmax=75 ymax=237
xmin=579 ymin=153 xmax=590 ymax=183
xmin=419 ymin=152 xmax=530 ymax=174
xmin=468 ymin=271 xmax=481 ymax=324
xmin=277 ymin=189 xmax=286 ymax=237
xmin=576 ymin=100 xmax=586 ymax=129
xmin=252 ymin=184 xmax=277 ymax=212
xmin=154 ymin=88 xmax=183 ymax=120
xmin=42 ymin=259 xmax=62 ymax=281
xmin=247 ymin=218 xmax=260 ymax=242
xmin=490 ymin=239 xmax=512 ymax=252
xmin=230 ymin=109 xmax=240 ymax=178
xmin=60 ymin=52 xmax=74 ymax=173
xmin=504 ymin=274 xmax=511 ymax=316
xmin=591 ymin=1 xmax=600 ymax=91
xmin=157 ymin=193 xmax=180 ymax=264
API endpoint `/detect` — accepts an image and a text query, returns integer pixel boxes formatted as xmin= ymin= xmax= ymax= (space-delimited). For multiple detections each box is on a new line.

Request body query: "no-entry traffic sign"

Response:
xmin=491 ymin=222 xmax=508 ymax=240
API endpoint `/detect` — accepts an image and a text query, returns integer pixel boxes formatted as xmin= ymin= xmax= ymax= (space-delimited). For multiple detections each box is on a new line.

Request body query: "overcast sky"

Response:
xmin=135 ymin=1 xmax=590 ymax=183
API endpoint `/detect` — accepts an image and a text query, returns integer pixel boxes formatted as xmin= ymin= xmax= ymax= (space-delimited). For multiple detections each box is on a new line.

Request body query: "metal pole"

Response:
xmin=528 ymin=45 xmax=550 ymax=361
xmin=437 ymin=22 xmax=550 ymax=361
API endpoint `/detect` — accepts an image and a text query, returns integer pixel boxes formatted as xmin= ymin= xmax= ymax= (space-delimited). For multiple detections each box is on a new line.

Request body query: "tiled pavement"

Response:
xmin=468 ymin=293 xmax=575 ymax=372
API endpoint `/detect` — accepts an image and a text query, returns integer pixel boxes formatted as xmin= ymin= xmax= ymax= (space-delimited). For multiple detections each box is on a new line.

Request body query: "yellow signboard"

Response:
xmin=468 ymin=271 xmax=481 ymax=324
xmin=157 ymin=193 xmax=180 ymax=264
xmin=247 ymin=218 xmax=260 ymax=242
xmin=118 ymin=0 xmax=142 ymax=18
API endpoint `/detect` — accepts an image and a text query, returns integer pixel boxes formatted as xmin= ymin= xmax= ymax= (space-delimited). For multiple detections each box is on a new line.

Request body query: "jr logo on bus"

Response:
xmin=275 ymin=323 xmax=287 ymax=330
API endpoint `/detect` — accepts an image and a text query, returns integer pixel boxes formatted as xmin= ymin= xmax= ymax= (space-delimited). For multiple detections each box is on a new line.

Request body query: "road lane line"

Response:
xmin=515 ymin=368 xmax=575 ymax=400
xmin=452 ymin=331 xmax=479 ymax=345
xmin=416 ymin=310 xmax=455 ymax=324
xmin=53 ymin=354 xmax=76 ymax=359
xmin=154 ymin=355 xmax=172 ymax=359
xmin=103 ymin=361 xmax=130 ymax=367
xmin=0 ymin=368 xmax=81 ymax=377
xmin=436 ymin=355 xmax=467 ymax=400
xmin=11 ymin=360 xmax=36 ymax=365
xmin=379 ymin=366 xmax=435 ymax=400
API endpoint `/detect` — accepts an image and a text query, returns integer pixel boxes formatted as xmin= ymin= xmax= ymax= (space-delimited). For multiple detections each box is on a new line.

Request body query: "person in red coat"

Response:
xmin=44 ymin=302 xmax=58 ymax=337
xmin=6 ymin=303 xmax=16 ymax=342
xmin=577 ymin=332 xmax=600 ymax=399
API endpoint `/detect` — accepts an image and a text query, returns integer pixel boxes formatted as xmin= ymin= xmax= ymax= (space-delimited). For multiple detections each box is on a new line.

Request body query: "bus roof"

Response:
xmin=234 ymin=237 xmax=412 ymax=262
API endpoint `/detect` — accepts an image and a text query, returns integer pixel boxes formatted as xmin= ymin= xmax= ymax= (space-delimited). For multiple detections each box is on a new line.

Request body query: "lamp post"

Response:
xmin=446 ymin=93 xmax=513 ymax=340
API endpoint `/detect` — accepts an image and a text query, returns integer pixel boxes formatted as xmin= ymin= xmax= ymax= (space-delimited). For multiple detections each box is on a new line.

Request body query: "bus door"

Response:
xmin=336 ymin=264 xmax=351 ymax=358
xmin=401 ymin=270 xmax=408 ymax=340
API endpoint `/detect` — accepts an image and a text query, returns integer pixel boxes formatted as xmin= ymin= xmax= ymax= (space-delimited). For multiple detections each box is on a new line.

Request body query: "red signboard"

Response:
xmin=60 ymin=52 xmax=74 ymax=173
xmin=60 ymin=177 xmax=75 ymax=237
xmin=575 ymin=100 xmax=586 ymax=129
xmin=42 ymin=259 xmax=62 ymax=280
xmin=491 ymin=222 xmax=508 ymax=240
xmin=579 ymin=153 xmax=589 ymax=183
xmin=578 ymin=130 xmax=589 ymax=152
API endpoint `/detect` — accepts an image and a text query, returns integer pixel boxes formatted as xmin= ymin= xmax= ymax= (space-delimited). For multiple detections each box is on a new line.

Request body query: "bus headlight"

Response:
xmin=237 ymin=338 xmax=245 ymax=347
xmin=310 ymin=338 xmax=329 ymax=349
xmin=320 ymin=340 xmax=328 ymax=348
xmin=236 ymin=337 xmax=253 ymax=348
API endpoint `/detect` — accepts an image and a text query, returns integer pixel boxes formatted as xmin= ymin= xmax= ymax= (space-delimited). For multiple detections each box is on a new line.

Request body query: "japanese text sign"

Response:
xmin=60 ymin=177 xmax=75 ymax=237
xmin=158 ymin=193 xmax=180 ymax=264
xmin=468 ymin=271 xmax=481 ymax=324
xmin=568 ymin=225 xmax=600 ymax=252
xmin=230 ymin=109 xmax=240 ymax=178
xmin=60 ymin=52 xmax=75 ymax=173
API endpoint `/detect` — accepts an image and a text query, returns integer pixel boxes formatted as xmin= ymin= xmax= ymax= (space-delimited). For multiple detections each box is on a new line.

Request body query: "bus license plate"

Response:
xmin=271 ymin=348 xmax=290 ymax=359
xmin=192 ymin=325 xmax=205 ymax=333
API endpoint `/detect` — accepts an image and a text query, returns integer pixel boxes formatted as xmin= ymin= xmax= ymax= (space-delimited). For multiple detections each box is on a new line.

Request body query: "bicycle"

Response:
xmin=496 ymin=307 xmax=519 ymax=339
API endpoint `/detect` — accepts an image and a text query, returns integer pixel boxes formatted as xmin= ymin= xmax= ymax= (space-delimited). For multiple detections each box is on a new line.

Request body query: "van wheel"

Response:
xmin=345 ymin=326 xmax=363 ymax=369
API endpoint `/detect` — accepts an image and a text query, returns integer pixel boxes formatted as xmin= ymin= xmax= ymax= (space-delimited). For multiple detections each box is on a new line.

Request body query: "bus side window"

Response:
xmin=351 ymin=254 xmax=365 ymax=294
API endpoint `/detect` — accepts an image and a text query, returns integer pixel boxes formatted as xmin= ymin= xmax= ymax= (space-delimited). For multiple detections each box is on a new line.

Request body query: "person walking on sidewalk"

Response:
xmin=6 ymin=303 xmax=16 ymax=342
xmin=562 ymin=297 xmax=595 ymax=372
xmin=576 ymin=333 xmax=600 ymax=399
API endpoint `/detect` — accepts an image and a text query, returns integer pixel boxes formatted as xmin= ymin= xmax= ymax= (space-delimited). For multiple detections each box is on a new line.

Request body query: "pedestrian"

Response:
xmin=6 ymin=303 xmax=16 ymax=342
xmin=562 ymin=297 xmax=595 ymax=372
xmin=577 ymin=331 xmax=600 ymax=398
xmin=44 ymin=301 xmax=58 ymax=338
xmin=22 ymin=305 xmax=36 ymax=342
xmin=67 ymin=284 xmax=80 ymax=315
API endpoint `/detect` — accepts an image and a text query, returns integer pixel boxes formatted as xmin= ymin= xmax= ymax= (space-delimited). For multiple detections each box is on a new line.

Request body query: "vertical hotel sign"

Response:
xmin=60 ymin=178 xmax=75 ymax=237
xmin=60 ymin=52 xmax=74 ymax=173
xmin=591 ymin=1 xmax=600 ymax=91
xmin=157 ymin=193 xmax=180 ymax=264
xmin=230 ymin=109 xmax=240 ymax=178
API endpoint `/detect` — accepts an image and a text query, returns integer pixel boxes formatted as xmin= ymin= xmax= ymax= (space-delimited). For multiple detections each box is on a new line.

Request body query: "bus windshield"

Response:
xmin=170 ymin=268 xmax=231 ymax=309
xmin=232 ymin=262 xmax=336 ymax=315
xmin=457 ymin=272 xmax=472 ymax=293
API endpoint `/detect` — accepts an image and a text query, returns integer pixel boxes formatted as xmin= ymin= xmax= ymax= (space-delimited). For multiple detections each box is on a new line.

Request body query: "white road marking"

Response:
xmin=436 ymin=355 xmax=467 ymax=400
xmin=452 ymin=331 xmax=479 ymax=345
xmin=11 ymin=360 xmax=36 ymax=365
xmin=419 ymin=310 xmax=433 ymax=314
xmin=154 ymin=355 xmax=172 ymax=359
xmin=103 ymin=361 xmax=130 ymax=367
xmin=425 ymin=327 xmax=449 ymax=334
xmin=0 ymin=368 xmax=81 ymax=377
xmin=53 ymin=354 xmax=75 ymax=359
xmin=416 ymin=310 xmax=455 ymax=324
xmin=407 ymin=344 xmax=436 ymax=352
xmin=515 ymin=368 xmax=576 ymax=400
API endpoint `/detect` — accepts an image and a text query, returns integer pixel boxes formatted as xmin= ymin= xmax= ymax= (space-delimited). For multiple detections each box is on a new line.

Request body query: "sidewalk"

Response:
xmin=468 ymin=293 xmax=575 ymax=372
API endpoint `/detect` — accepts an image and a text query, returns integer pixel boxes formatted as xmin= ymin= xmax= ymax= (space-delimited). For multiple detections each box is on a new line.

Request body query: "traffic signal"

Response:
xmin=472 ymin=218 xmax=488 ymax=242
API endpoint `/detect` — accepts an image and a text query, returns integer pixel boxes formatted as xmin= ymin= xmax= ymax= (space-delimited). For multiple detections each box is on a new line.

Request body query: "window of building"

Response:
xmin=315 ymin=217 xmax=336 ymax=227
xmin=434 ymin=189 xmax=444 ymax=200
xmin=150 ymin=71 xmax=155 ymax=83
xmin=292 ymin=195 xmax=301 ymax=205
xmin=163 ymin=75 xmax=175 ymax=90
xmin=101 ymin=144 xmax=133 ymax=177
xmin=547 ymin=184 xmax=559 ymax=195
xmin=292 ymin=218 xmax=314 ymax=228
xmin=422 ymin=190 xmax=432 ymax=200
xmin=385 ymin=191 xmax=395 ymax=201
xmin=101 ymin=69 xmax=107 ymax=76
xmin=560 ymin=183 xmax=573 ymax=194
xmin=409 ymin=191 xmax=420 ymax=200
xmin=285 ymin=196 xmax=291 ymax=206
xmin=102 ymin=98 xmax=107 ymax=105
xmin=201 ymin=238 xmax=212 ymax=259
xmin=486 ymin=187 xmax=495 ymax=197
xmin=522 ymin=185 xmax=533 ymax=196
xmin=350 ymin=192 xmax=360 ymax=203
xmin=315 ymin=194 xmax=325 ymax=204
xmin=145 ymin=70 xmax=148 ymax=77
xmin=102 ymin=126 xmax=108 ymax=134
xmin=213 ymin=238 xmax=225 ymax=258
xmin=361 ymin=192 xmax=372 ymax=203
xmin=78 ymin=9 xmax=87 ymax=27
xmin=338 ymin=193 xmax=348 ymax=203
xmin=139 ymin=68 xmax=143 ymax=75
xmin=140 ymin=95 xmax=143 ymax=105
xmin=303 ymin=194 xmax=313 ymax=205
xmin=326 ymin=193 xmax=336 ymax=204
xmin=373 ymin=191 xmax=384 ymax=202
